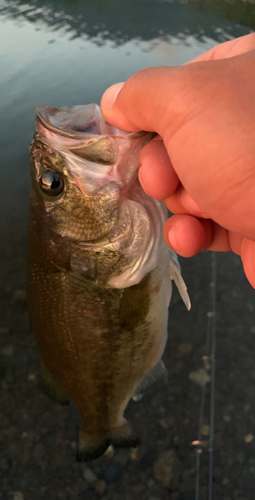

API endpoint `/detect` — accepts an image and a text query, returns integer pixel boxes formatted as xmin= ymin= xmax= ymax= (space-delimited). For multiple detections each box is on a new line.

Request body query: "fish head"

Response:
xmin=29 ymin=104 xmax=151 ymax=243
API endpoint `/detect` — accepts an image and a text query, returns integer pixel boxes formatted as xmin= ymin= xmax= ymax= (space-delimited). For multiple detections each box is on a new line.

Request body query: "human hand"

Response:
xmin=101 ymin=33 xmax=255 ymax=288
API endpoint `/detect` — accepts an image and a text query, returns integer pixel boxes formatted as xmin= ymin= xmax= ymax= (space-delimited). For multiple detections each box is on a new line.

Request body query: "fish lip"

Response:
xmin=35 ymin=104 xmax=150 ymax=142
xmin=35 ymin=104 xmax=95 ymax=140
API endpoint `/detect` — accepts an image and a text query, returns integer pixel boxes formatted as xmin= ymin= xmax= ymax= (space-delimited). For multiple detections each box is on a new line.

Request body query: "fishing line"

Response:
xmin=194 ymin=252 xmax=217 ymax=500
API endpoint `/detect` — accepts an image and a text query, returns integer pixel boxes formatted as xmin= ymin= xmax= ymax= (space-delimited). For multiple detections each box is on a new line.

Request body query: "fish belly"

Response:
xmin=27 ymin=255 xmax=168 ymax=458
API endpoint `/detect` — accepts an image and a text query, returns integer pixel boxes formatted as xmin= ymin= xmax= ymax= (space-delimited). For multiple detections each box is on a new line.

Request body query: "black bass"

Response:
xmin=27 ymin=104 xmax=190 ymax=461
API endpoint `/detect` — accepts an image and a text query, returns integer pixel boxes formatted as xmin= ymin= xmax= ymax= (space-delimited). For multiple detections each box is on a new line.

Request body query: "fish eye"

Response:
xmin=40 ymin=169 xmax=64 ymax=196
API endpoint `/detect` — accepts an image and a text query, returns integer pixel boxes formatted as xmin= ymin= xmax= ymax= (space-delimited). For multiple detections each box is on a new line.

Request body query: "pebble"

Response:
xmin=173 ymin=361 xmax=184 ymax=374
xmin=95 ymin=480 xmax=106 ymax=494
xmin=178 ymin=343 xmax=193 ymax=356
xmin=130 ymin=448 xmax=139 ymax=460
xmin=158 ymin=418 xmax=169 ymax=429
xmin=13 ymin=493 xmax=24 ymax=500
xmin=12 ymin=289 xmax=26 ymax=302
xmin=83 ymin=467 xmax=97 ymax=483
xmin=33 ymin=443 xmax=46 ymax=460
xmin=153 ymin=449 xmax=180 ymax=487
xmin=236 ymin=451 xmax=245 ymax=464
xmin=113 ymin=448 xmax=129 ymax=465
xmin=244 ymin=433 xmax=254 ymax=443
xmin=140 ymin=448 xmax=158 ymax=470
xmin=0 ymin=327 xmax=9 ymax=335
xmin=132 ymin=484 xmax=145 ymax=494
xmin=1 ymin=345 xmax=14 ymax=357
xmin=202 ymin=425 xmax=209 ymax=436
xmin=223 ymin=415 xmax=231 ymax=422
xmin=103 ymin=464 xmax=124 ymax=484
xmin=188 ymin=368 xmax=211 ymax=386
xmin=5 ymin=426 xmax=17 ymax=437
xmin=20 ymin=478 xmax=29 ymax=491
xmin=222 ymin=477 xmax=230 ymax=485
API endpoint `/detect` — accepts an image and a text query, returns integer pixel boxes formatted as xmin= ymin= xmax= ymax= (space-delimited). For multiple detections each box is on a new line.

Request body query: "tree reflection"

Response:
xmin=188 ymin=0 xmax=255 ymax=30
xmin=0 ymin=0 xmax=252 ymax=46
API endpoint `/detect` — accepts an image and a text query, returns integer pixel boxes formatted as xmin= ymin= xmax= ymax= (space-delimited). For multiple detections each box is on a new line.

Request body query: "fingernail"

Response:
xmin=101 ymin=82 xmax=124 ymax=111
xmin=168 ymin=227 xmax=177 ymax=250
xmin=180 ymin=190 xmax=206 ymax=217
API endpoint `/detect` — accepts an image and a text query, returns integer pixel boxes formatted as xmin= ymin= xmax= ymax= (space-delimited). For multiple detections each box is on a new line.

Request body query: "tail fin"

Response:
xmin=76 ymin=420 xmax=141 ymax=462
xmin=110 ymin=420 xmax=141 ymax=449
xmin=76 ymin=433 xmax=110 ymax=462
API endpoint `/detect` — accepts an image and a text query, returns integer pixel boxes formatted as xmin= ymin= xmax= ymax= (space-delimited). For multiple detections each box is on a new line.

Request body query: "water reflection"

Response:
xmin=0 ymin=0 xmax=251 ymax=46
xmin=189 ymin=0 xmax=255 ymax=31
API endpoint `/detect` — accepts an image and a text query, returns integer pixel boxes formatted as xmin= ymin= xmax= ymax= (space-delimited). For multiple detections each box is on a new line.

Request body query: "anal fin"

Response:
xmin=132 ymin=359 xmax=168 ymax=402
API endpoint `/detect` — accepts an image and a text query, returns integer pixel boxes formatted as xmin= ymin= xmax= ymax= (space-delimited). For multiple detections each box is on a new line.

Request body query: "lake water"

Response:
xmin=1 ymin=1 xmax=255 ymax=499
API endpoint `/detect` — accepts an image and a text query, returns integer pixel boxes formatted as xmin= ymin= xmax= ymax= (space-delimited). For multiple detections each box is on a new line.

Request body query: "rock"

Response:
xmin=236 ymin=451 xmax=245 ymax=464
xmin=202 ymin=425 xmax=209 ymax=436
xmin=140 ymin=448 xmax=158 ymax=470
xmin=173 ymin=361 xmax=184 ymax=374
xmin=1 ymin=345 xmax=14 ymax=357
xmin=4 ymin=426 xmax=17 ymax=437
xmin=13 ymin=493 xmax=24 ymax=500
xmin=20 ymin=478 xmax=29 ymax=491
xmin=113 ymin=448 xmax=129 ymax=465
xmin=223 ymin=415 xmax=231 ymax=422
xmin=130 ymin=448 xmax=139 ymax=460
xmin=178 ymin=343 xmax=193 ymax=356
xmin=153 ymin=449 xmax=180 ymax=487
xmin=158 ymin=418 xmax=169 ymax=429
xmin=33 ymin=443 xmax=46 ymax=460
xmin=95 ymin=480 xmax=106 ymax=494
xmin=103 ymin=464 xmax=124 ymax=484
xmin=12 ymin=289 xmax=26 ymax=302
xmin=132 ymin=484 xmax=145 ymax=494
xmin=83 ymin=467 xmax=97 ymax=484
xmin=222 ymin=477 xmax=229 ymax=485
xmin=244 ymin=433 xmax=254 ymax=443
xmin=0 ymin=327 xmax=9 ymax=335
xmin=188 ymin=368 xmax=210 ymax=386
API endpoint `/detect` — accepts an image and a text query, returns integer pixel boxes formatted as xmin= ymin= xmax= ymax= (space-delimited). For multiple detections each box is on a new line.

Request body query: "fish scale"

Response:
xmin=27 ymin=103 xmax=190 ymax=461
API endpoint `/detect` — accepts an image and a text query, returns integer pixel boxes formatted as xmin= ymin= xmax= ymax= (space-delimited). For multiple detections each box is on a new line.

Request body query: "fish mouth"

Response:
xmin=35 ymin=104 xmax=146 ymax=141
xmin=34 ymin=104 xmax=154 ymax=192
xmin=35 ymin=103 xmax=114 ymax=139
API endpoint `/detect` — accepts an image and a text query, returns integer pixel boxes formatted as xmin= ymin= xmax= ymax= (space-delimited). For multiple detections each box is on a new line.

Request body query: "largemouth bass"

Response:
xmin=27 ymin=104 xmax=190 ymax=461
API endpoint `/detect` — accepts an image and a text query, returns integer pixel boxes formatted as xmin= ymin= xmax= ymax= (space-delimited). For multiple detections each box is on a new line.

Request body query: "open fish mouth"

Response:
xmin=36 ymin=103 xmax=117 ymax=139
xmin=35 ymin=104 xmax=154 ymax=194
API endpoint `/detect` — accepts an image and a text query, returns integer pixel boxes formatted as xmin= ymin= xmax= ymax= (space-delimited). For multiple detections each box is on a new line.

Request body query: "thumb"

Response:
xmin=100 ymin=66 xmax=197 ymax=136
xmin=241 ymin=239 xmax=255 ymax=289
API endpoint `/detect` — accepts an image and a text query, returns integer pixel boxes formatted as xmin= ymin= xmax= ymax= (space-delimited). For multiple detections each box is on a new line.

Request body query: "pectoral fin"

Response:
xmin=169 ymin=250 xmax=191 ymax=311
xmin=132 ymin=359 xmax=168 ymax=402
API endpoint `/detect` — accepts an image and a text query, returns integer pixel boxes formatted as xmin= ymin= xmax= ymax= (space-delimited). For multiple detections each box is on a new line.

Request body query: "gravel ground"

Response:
xmin=1 ymin=245 xmax=255 ymax=500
